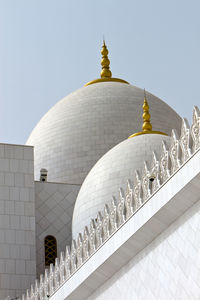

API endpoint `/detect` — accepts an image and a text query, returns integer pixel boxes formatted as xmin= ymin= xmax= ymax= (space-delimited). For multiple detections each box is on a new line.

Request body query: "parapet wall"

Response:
xmin=16 ymin=106 xmax=200 ymax=299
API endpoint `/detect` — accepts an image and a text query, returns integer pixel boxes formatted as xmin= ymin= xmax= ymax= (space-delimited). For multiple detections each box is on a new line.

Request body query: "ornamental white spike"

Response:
xmin=150 ymin=151 xmax=161 ymax=194
xmin=89 ymin=219 xmax=96 ymax=254
xmin=83 ymin=226 xmax=89 ymax=260
xmin=34 ymin=279 xmax=39 ymax=299
xmin=54 ymin=257 xmax=60 ymax=289
xmin=160 ymin=140 xmax=171 ymax=183
xmin=26 ymin=289 xmax=30 ymax=300
xmin=76 ymin=233 xmax=83 ymax=267
xmin=96 ymin=212 xmax=103 ymax=247
xmin=102 ymin=204 xmax=110 ymax=240
xmin=44 ymin=268 xmax=49 ymax=298
xmin=109 ymin=196 xmax=117 ymax=233
xmin=170 ymin=129 xmax=181 ymax=173
xmin=49 ymin=263 xmax=55 ymax=295
xmin=71 ymin=240 xmax=77 ymax=273
xmin=39 ymin=274 xmax=44 ymax=299
xmin=191 ymin=106 xmax=200 ymax=152
xmin=133 ymin=170 xmax=142 ymax=208
xmin=180 ymin=118 xmax=192 ymax=162
xmin=59 ymin=251 xmax=65 ymax=284
xmin=30 ymin=284 xmax=34 ymax=298
xmin=64 ymin=245 xmax=71 ymax=279
xmin=125 ymin=179 xmax=134 ymax=218
xmin=142 ymin=161 xmax=151 ymax=202
xmin=117 ymin=188 xmax=125 ymax=226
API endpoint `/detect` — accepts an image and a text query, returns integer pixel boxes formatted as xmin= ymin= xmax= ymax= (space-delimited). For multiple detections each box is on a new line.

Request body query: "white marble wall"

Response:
xmin=0 ymin=143 xmax=36 ymax=299
xmin=35 ymin=181 xmax=80 ymax=277
xmin=88 ymin=199 xmax=200 ymax=300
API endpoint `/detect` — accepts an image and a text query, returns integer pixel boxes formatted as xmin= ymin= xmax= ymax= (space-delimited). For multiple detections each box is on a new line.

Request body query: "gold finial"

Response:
xmin=128 ymin=89 xmax=168 ymax=138
xmin=85 ymin=41 xmax=129 ymax=86
xmin=142 ymin=89 xmax=152 ymax=132
xmin=100 ymin=41 xmax=112 ymax=78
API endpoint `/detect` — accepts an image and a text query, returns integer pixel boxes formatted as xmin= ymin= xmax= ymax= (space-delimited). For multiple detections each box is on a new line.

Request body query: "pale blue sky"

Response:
xmin=0 ymin=0 xmax=200 ymax=144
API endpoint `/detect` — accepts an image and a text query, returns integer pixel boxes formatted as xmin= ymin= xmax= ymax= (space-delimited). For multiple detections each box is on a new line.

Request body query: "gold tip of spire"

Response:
xmin=142 ymin=89 xmax=152 ymax=132
xmin=100 ymin=41 xmax=112 ymax=78
xmin=85 ymin=41 xmax=129 ymax=86
xmin=128 ymin=89 xmax=168 ymax=138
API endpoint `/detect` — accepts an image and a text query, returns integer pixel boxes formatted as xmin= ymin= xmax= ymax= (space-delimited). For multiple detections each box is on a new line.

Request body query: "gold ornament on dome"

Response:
xmin=85 ymin=41 xmax=129 ymax=86
xmin=128 ymin=90 xmax=168 ymax=138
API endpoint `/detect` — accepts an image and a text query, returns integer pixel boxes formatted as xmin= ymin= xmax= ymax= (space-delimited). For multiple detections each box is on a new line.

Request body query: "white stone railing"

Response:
xmin=7 ymin=106 xmax=200 ymax=300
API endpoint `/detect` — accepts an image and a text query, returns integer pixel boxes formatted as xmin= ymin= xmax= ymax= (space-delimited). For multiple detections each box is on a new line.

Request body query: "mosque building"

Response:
xmin=1 ymin=42 xmax=200 ymax=300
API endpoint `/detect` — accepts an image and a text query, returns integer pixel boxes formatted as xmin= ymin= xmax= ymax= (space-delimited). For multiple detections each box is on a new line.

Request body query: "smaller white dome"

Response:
xmin=72 ymin=134 xmax=171 ymax=238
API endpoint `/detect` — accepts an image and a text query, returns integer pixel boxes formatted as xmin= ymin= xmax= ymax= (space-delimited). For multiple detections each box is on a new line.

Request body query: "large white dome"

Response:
xmin=26 ymin=82 xmax=181 ymax=184
xmin=72 ymin=134 xmax=171 ymax=238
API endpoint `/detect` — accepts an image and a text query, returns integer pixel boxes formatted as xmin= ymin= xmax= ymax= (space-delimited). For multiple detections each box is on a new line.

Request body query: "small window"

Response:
xmin=44 ymin=235 xmax=57 ymax=266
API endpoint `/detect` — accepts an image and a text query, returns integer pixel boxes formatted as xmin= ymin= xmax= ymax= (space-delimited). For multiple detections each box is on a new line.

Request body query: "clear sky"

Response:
xmin=0 ymin=0 xmax=200 ymax=144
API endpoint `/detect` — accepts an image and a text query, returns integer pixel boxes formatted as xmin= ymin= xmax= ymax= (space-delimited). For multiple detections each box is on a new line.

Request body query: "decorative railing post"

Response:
xmin=89 ymin=219 xmax=96 ymax=254
xmin=142 ymin=162 xmax=151 ymax=201
xmin=49 ymin=263 xmax=55 ymax=295
xmin=133 ymin=171 xmax=142 ymax=208
xmin=39 ymin=274 xmax=44 ymax=299
xmin=102 ymin=204 xmax=110 ymax=241
xmin=117 ymin=188 xmax=125 ymax=226
xmin=96 ymin=212 xmax=103 ymax=248
xmin=82 ymin=226 xmax=89 ymax=261
xmin=76 ymin=233 xmax=83 ymax=267
xmin=180 ymin=118 xmax=192 ymax=162
xmin=44 ymin=268 xmax=49 ymax=299
xmin=59 ymin=252 xmax=65 ymax=284
xmin=54 ymin=258 xmax=60 ymax=289
xmin=125 ymin=180 xmax=134 ymax=219
xmin=160 ymin=140 xmax=171 ymax=183
xmin=26 ymin=289 xmax=30 ymax=300
xmin=170 ymin=129 xmax=181 ymax=173
xmin=109 ymin=197 xmax=117 ymax=233
xmin=64 ymin=246 xmax=71 ymax=279
xmin=34 ymin=279 xmax=39 ymax=299
xmin=191 ymin=106 xmax=200 ymax=152
xmin=150 ymin=151 xmax=161 ymax=194
xmin=70 ymin=240 xmax=77 ymax=273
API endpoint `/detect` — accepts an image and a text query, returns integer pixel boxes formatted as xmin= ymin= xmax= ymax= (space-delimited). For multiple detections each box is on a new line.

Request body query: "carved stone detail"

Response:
xmin=133 ymin=171 xmax=142 ymax=208
xmin=142 ymin=161 xmax=151 ymax=202
xmin=109 ymin=197 xmax=117 ymax=233
xmin=170 ymin=129 xmax=181 ymax=173
xmin=49 ymin=263 xmax=54 ymax=295
xmin=180 ymin=118 xmax=192 ymax=162
xmin=82 ymin=226 xmax=89 ymax=261
xmin=160 ymin=140 xmax=171 ymax=183
xmin=150 ymin=151 xmax=161 ymax=193
xmin=125 ymin=180 xmax=134 ymax=219
xmin=64 ymin=246 xmax=71 ymax=279
xmin=96 ymin=212 xmax=103 ymax=248
xmin=117 ymin=188 xmax=125 ymax=226
xmin=59 ymin=252 xmax=65 ymax=284
xmin=76 ymin=233 xmax=83 ymax=267
xmin=70 ymin=240 xmax=77 ymax=273
xmin=89 ymin=219 xmax=96 ymax=254
xmin=102 ymin=204 xmax=110 ymax=241
xmin=191 ymin=106 xmax=200 ymax=152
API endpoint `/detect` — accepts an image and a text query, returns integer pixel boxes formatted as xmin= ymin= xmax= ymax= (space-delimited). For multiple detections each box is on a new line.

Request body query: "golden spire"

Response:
xmin=142 ymin=89 xmax=152 ymax=132
xmin=100 ymin=41 xmax=112 ymax=78
xmin=128 ymin=89 xmax=168 ymax=138
xmin=85 ymin=41 xmax=129 ymax=86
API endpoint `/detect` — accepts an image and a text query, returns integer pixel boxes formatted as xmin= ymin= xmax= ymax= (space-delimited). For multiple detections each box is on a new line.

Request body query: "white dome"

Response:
xmin=72 ymin=134 xmax=171 ymax=238
xmin=26 ymin=82 xmax=181 ymax=184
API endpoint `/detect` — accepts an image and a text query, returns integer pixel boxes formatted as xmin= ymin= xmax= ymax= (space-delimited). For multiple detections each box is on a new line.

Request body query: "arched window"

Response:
xmin=44 ymin=235 xmax=57 ymax=266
